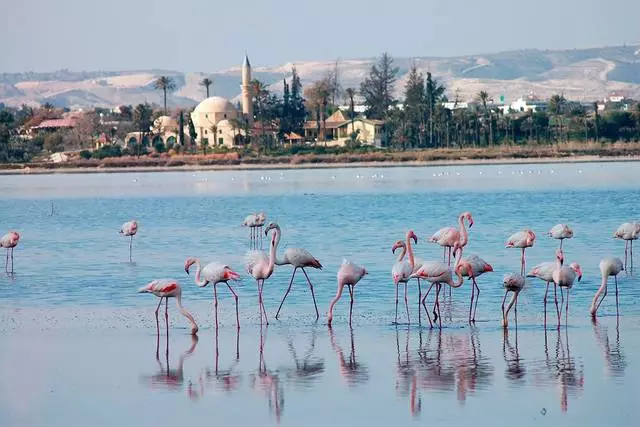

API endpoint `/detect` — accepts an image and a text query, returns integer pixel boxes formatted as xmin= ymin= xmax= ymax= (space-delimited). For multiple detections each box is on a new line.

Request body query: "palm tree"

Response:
xmin=153 ymin=76 xmax=176 ymax=115
xmin=200 ymin=77 xmax=213 ymax=98
xmin=548 ymin=94 xmax=566 ymax=142
xmin=345 ymin=88 xmax=357 ymax=135
xmin=477 ymin=91 xmax=493 ymax=146
xmin=593 ymin=101 xmax=600 ymax=142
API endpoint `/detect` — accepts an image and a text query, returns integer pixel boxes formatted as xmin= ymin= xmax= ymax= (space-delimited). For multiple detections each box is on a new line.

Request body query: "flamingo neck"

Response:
xmin=453 ymin=269 xmax=464 ymax=288
xmin=406 ymin=235 xmax=415 ymax=269
xmin=175 ymin=294 xmax=198 ymax=333
xmin=327 ymin=283 xmax=345 ymax=323
xmin=396 ymin=245 xmax=407 ymax=263
xmin=459 ymin=215 xmax=469 ymax=247
xmin=590 ymin=272 xmax=608 ymax=314
xmin=193 ymin=259 xmax=207 ymax=287
xmin=267 ymin=229 xmax=280 ymax=274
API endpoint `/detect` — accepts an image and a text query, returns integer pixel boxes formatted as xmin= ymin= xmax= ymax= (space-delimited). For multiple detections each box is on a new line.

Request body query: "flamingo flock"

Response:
xmin=1 ymin=212 xmax=634 ymax=333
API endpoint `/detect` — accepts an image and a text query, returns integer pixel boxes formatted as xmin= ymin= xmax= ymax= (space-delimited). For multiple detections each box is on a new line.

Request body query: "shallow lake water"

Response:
xmin=1 ymin=162 xmax=639 ymax=426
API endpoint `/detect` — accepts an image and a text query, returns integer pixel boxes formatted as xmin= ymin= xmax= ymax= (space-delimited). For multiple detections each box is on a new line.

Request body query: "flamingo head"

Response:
xmin=407 ymin=230 xmax=418 ymax=244
xmin=452 ymin=241 xmax=462 ymax=259
xmin=391 ymin=240 xmax=405 ymax=254
xmin=527 ymin=229 xmax=536 ymax=243
xmin=570 ymin=263 xmax=582 ymax=281
xmin=264 ymin=222 xmax=279 ymax=236
xmin=361 ymin=267 xmax=368 ymax=277
xmin=462 ymin=211 xmax=474 ymax=228
xmin=556 ymin=249 xmax=564 ymax=265
xmin=184 ymin=257 xmax=197 ymax=275
xmin=563 ymin=225 xmax=574 ymax=238
xmin=138 ymin=281 xmax=155 ymax=293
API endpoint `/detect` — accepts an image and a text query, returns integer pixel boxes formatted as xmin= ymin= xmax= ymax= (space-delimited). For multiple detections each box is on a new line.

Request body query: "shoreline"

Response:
xmin=1 ymin=154 xmax=639 ymax=175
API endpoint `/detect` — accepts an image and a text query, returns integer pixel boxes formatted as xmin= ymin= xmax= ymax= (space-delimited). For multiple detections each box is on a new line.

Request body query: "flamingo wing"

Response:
xmin=412 ymin=261 xmax=449 ymax=281
xmin=392 ymin=260 xmax=412 ymax=284
xmin=429 ymin=227 xmax=457 ymax=245
xmin=503 ymin=273 xmax=525 ymax=291
xmin=549 ymin=224 xmax=572 ymax=239
xmin=338 ymin=259 xmax=366 ymax=285
xmin=245 ymin=250 xmax=268 ymax=275
xmin=463 ymin=255 xmax=493 ymax=276
xmin=526 ymin=261 xmax=555 ymax=281
xmin=203 ymin=262 xmax=241 ymax=282
xmin=284 ymin=247 xmax=322 ymax=269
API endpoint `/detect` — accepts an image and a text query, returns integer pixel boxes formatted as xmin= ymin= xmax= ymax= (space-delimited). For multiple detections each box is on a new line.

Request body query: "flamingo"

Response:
xmin=501 ymin=273 xmax=525 ymax=329
xmin=506 ymin=229 xmax=535 ymax=275
xmin=184 ymin=257 xmax=241 ymax=329
xmin=590 ymin=257 xmax=624 ymax=318
xmin=411 ymin=260 xmax=461 ymax=328
xmin=453 ymin=244 xmax=494 ymax=323
xmin=614 ymin=222 xmax=640 ymax=270
xmin=243 ymin=212 xmax=267 ymax=249
xmin=120 ymin=220 xmax=138 ymax=262
xmin=429 ymin=211 xmax=473 ymax=267
xmin=552 ymin=249 xmax=583 ymax=327
xmin=327 ymin=259 xmax=367 ymax=326
xmin=391 ymin=231 xmax=418 ymax=324
xmin=267 ymin=222 xmax=322 ymax=320
xmin=138 ymin=279 xmax=198 ymax=335
xmin=392 ymin=239 xmax=425 ymax=324
xmin=548 ymin=224 xmax=573 ymax=250
xmin=527 ymin=261 xmax=561 ymax=328
xmin=246 ymin=224 xmax=280 ymax=325
xmin=1 ymin=231 xmax=20 ymax=274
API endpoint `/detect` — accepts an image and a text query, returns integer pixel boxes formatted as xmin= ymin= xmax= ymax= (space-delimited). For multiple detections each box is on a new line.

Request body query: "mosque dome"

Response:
xmin=153 ymin=115 xmax=178 ymax=132
xmin=193 ymin=96 xmax=237 ymax=115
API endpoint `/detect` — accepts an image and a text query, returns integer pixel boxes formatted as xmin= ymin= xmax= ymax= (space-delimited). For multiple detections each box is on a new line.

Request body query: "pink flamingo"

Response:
xmin=246 ymin=224 xmax=280 ymax=325
xmin=614 ymin=222 xmax=640 ymax=270
xmin=429 ymin=212 xmax=473 ymax=267
xmin=505 ymin=229 xmax=535 ymax=275
xmin=548 ymin=224 xmax=573 ymax=250
xmin=411 ymin=260 xmax=462 ymax=328
xmin=328 ymin=259 xmax=367 ymax=326
xmin=553 ymin=249 xmax=583 ymax=327
xmin=501 ymin=273 xmax=525 ymax=329
xmin=453 ymin=244 xmax=494 ymax=323
xmin=184 ymin=257 xmax=241 ymax=329
xmin=268 ymin=223 xmax=322 ymax=320
xmin=138 ymin=279 xmax=198 ymax=335
xmin=0 ymin=231 xmax=20 ymax=274
xmin=243 ymin=212 xmax=267 ymax=249
xmin=120 ymin=220 xmax=138 ymax=262
xmin=590 ymin=257 xmax=624 ymax=318
xmin=527 ymin=260 xmax=561 ymax=328
xmin=391 ymin=231 xmax=418 ymax=324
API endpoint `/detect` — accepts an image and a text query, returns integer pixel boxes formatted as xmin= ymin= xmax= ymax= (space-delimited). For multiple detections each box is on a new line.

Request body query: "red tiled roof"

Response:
xmin=285 ymin=132 xmax=303 ymax=140
xmin=33 ymin=118 xmax=76 ymax=129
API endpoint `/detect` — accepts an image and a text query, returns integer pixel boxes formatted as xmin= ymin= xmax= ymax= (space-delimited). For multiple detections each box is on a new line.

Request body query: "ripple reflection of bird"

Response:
xmin=417 ymin=329 xmax=455 ymax=393
xmin=281 ymin=327 xmax=325 ymax=389
xmin=328 ymin=325 xmax=369 ymax=387
xmin=140 ymin=330 xmax=199 ymax=399
xmin=591 ymin=317 xmax=626 ymax=378
xmin=453 ymin=328 xmax=494 ymax=405
xmin=250 ymin=326 xmax=284 ymax=423
xmin=540 ymin=327 xmax=584 ymax=413
xmin=199 ymin=326 xmax=241 ymax=395
xmin=395 ymin=326 xmax=421 ymax=417
xmin=502 ymin=327 xmax=526 ymax=384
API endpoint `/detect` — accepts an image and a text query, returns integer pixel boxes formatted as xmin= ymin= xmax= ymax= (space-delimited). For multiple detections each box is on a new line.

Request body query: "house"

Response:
xmin=498 ymin=97 xmax=548 ymax=114
xmin=607 ymin=91 xmax=625 ymax=103
xmin=285 ymin=132 xmax=304 ymax=144
xmin=304 ymin=110 xmax=384 ymax=147
xmin=442 ymin=101 xmax=469 ymax=110
xmin=32 ymin=117 xmax=76 ymax=132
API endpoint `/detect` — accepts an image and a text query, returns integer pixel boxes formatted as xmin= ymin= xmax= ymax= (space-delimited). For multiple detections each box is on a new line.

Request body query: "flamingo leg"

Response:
xmin=543 ymin=281 xmax=549 ymax=329
xmin=154 ymin=297 xmax=163 ymax=324
xmin=257 ymin=279 xmax=263 ymax=326
xmin=472 ymin=277 xmax=480 ymax=322
xmin=276 ymin=267 xmax=297 ymax=319
xmin=631 ymin=240 xmax=634 ymax=272
xmin=301 ymin=268 xmax=320 ymax=320
xmin=501 ymin=290 xmax=508 ymax=326
xmin=260 ymin=279 xmax=269 ymax=325
xmin=615 ymin=275 xmax=619 ymax=316
xmin=404 ymin=282 xmax=410 ymax=324
xmin=11 ymin=248 xmax=14 ymax=273
xmin=395 ymin=283 xmax=399 ymax=324
xmin=431 ymin=284 xmax=439 ymax=321
xmin=443 ymin=246 xmax=446 ymax=262
xmin=417 ymin=279 xmax=422 ymax=324
xmin=558 ymin=287 xmax=565 ymax=328
xmin=447 ymin=247 xmax=452 ymax=267
xmin=468 ymin=277 xmax=475 ymax=323
xmin=420 ymin=283 xmax=434 ymax=328
xmin=521 ymin=248 xmax=525 ymax=275
xmin=559 ymin=239 xmax=563 ymax=250
xmin=213 ymin=283 xmax=219 ymax=330
xmin=164 ymin=297 xmax=169 ymax=327
xmin=565 ymin=288 xmax=570 ymax=325
xmin=435 ymin=284 xmax=442 ymax=328
xmin=624 ymin=241 xmax=628 ymax=271
xmin=348 ymin=285 xmax=354 ymax=326
xmin=595 ymin=279 xmax=608 ymax=314
xmin=514 ymin=293 xmax=519 ymax=328
xmin=553 ymin=283 xmax=560 ymax=325
xmin=226 ymin=282 xmax=240 ymax=329
xmin=129 ymin=235 xmax=133 ymax=263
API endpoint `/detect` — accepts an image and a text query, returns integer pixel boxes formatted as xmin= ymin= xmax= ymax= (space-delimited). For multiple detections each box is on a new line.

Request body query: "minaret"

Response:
xmin=241 ymin=54 xmax=253 ymax=124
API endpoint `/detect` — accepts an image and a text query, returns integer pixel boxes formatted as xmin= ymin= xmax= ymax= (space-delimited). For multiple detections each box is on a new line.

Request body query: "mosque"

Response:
xmin=125 ymin=55 xmax=254 ymax=149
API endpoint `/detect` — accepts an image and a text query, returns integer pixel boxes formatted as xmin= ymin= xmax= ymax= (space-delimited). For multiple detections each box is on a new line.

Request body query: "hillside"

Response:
xmin=1 ymin=44 xmax=640 ymax=109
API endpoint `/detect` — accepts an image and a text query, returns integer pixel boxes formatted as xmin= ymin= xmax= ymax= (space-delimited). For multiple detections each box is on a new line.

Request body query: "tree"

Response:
xmin=289 ymin=66 xmax=306 ymax=134
xmin=593 ymin=101 xmax=600 ymax=142
xmin=477 ymin=90 xmax=493 ymax=146
xmin=43 ymin=132 xmax=64 ymax=153
xmin=200 ymin=77 xmax=213 ymax=98
xmin=153 ymin=76 xmax=176 ymax=114
xmin=549 ymin=94 xmax=567 ymax=142
xmin=187 ymin=113 xmax=198 ymax=151
xmin=327 ymin=58 xmax=342 ymax=106
xmin=178 ymin=111 xmax=185 ymax=146
xmin=425 ymin=72 xmax=446 ymax=146
xmin=133 ymin=103 xmax=153 ymax=157
xmin=344 ymin=87 xmax=357 ymax=134
xmin=360 ymin=52 xmax=398 ymax=120
xmin=403 ymin=63 xmax=425 ymax=148
xmin=305 ymin=79 xmax=331 ymax=141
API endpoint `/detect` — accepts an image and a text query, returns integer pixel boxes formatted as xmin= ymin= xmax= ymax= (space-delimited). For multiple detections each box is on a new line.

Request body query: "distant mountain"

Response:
xmin=2 ymin=44 xmax=639 ymax=109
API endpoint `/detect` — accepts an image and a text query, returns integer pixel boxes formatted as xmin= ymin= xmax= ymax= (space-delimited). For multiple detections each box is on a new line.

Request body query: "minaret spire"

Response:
xmin=241 ymin=53 xmax=253 ymax=124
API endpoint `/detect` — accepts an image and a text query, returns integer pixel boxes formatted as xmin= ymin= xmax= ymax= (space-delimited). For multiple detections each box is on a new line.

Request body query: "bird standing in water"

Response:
xmin=120 ymin=220 xmax=138 ymax=263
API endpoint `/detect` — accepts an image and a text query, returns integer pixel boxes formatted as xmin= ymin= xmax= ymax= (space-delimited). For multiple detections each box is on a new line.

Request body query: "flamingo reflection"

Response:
xmin=282 ymin=328 xmax=325 ymax=389
xmin=199 ymin=326 xmax=241 ymax=395
xmin=591 ymin=317 xmax=626 ymax=378
xmin=502 ymin=328 xmax=526 ymax=384
xmin=417 ymin=329 xmax=456 ymax=393
xmin=538 ymin=328 xmax=584 ymax=413
xmin=453 ymin=329 xmax=494 ymax=405
xmin=395 ymin=326 xmax=421 ymax=417
xmin=140 ymin=328 xmax=199 ymax=399
xmin=250 ymin=326 xmax=284 ymax=423
xmin=328 ymin=325 xmax=369 ymax=387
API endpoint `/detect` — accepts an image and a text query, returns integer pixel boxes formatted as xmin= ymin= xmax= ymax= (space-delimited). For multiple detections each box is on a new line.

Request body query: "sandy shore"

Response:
xmin=2 ymin=154 xmax=640 ymax=175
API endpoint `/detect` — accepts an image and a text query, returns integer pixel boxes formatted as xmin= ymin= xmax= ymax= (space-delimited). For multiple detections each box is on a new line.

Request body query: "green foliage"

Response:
xmin=360 ymin=52 xmax=399 ymax=120
xmin=43 ymin=132 xmax=64 ymax=152
xmin=79 ymin=150 xmax=92 ymax=159
xmin=154 ymin=76 xmax=176 ymax=114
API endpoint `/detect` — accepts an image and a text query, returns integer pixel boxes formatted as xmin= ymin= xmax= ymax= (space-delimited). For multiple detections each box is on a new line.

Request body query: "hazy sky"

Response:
xmin=1 ymin=0 xmax=639 ymax=73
